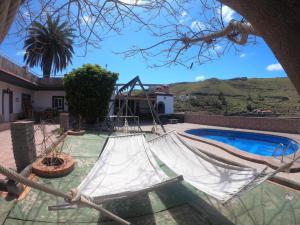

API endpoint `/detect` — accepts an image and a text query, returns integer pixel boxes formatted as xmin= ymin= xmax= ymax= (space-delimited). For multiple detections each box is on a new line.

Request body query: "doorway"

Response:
xmin=157 ymin=101 xmax=165 ymax=114
xmin=2 ymin=89 xmax=13 ymax=122
xmin=22 ymin=94 xmax=32 ymax=119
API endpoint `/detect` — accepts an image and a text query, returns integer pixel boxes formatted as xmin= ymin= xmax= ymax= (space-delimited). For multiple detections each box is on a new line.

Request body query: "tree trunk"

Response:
xmin=220 ymin=0 xmax=300 ymax=95
xmin=0 ymin=0 xmax=23 ymax=43
xmin=42 ymin=60 xmax=51 ymax=78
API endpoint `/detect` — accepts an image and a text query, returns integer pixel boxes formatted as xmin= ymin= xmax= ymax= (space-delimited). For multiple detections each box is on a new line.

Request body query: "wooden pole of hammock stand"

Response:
xmin=0 ymin=164 xmax=131 ymax=225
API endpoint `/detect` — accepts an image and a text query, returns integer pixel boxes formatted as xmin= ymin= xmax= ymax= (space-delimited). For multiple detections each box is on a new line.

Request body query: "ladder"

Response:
xmin=272 ymin=142 xmax=294 ymax=163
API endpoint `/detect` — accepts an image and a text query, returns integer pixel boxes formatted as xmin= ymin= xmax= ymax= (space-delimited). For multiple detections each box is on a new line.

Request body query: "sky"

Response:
xmin=0 ymin=3 xmax=286 ymax=84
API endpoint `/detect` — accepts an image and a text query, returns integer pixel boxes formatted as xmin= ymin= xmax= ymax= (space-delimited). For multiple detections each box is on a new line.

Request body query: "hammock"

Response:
xmin=148 ymin=131 xmax=277 ymax=203
xmin=53 ymin=131 xmax=292 ymax=208
xmin=0 ymin=132 xmax=297 ymax=225
xmin=54 ymin=133 xmax=181 ymax=208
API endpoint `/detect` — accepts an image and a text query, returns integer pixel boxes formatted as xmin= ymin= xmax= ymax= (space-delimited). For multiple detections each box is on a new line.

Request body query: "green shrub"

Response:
xmin=258 ymin=94 xmax=264 ymax=101
xmin=247 ymin=104 xmax=253 ymax=111
xmin=64 ymin=64 xmax=118 ymax=128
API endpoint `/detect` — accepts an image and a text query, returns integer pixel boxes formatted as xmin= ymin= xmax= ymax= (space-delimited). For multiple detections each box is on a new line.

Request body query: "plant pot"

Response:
xmin=68 ymin=129 xmax=86 ymax=136
xmin=32 ymin=154 xmax=75 ymax=178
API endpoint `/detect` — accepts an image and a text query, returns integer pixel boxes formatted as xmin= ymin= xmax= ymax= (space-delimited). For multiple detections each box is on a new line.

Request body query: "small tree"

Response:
xmin=64 ymin=64 xmax=118 ymax=129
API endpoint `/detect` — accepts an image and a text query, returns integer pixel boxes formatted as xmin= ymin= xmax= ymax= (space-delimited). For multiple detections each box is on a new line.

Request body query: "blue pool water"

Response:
xmin=186 ymin=129 xmax=299 ymax=157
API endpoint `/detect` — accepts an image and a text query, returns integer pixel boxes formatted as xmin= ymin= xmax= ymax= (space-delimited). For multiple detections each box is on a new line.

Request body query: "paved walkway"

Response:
xmin=0 ymin=124 xmax=59 ymax=180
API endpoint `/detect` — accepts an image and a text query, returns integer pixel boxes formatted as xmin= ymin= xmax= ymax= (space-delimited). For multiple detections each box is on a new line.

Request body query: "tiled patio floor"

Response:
xmin=0 ymin=131 xmax=299 ymax=225
xmin=0 ymin=124 xmax=59 ymax=180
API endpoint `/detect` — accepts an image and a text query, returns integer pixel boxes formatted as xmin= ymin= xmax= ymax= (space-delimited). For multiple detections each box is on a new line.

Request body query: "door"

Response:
xmin=52 ymin=96 xmax=65 ymax=111
xmin=3 ymin=93 xmax=10 ymax=122
xmin=22 ymin=94 xmax=32 ymax=118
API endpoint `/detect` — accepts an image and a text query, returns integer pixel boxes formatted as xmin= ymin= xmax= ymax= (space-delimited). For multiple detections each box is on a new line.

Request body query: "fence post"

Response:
xmin=60 ymin=113 xmax=69 ymax=131
xmin=10 ymin=121 xmax=36 ymax=172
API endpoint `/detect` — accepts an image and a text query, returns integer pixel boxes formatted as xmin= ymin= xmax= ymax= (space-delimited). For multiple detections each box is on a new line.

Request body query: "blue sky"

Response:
xmin=0 ymin=4 xmax=286 ymax=84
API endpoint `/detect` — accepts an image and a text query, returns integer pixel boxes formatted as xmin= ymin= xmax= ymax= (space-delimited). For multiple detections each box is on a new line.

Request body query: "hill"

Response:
xmin=169 ymin=77 xmax=300 ymax=117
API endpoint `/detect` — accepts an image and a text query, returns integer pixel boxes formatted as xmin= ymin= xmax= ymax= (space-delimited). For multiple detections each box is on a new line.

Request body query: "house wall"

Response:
xmin=0 ymin=80 xmax=33 ymax=122
xmin=156 ymin=95 xmax=174 ymax=114
xmin=139 ymin=100 xmax=155 ymax=113
xmin=33 ymin=90 xmax=68 ymax=112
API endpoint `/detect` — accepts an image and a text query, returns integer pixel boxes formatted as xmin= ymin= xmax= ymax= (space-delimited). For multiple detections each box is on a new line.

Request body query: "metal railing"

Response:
xmin=272 ymin=142 xmax=297 ymax=162
xmin=0 ymin=53 xmax=40 ymax=82
xmin=0 ymin=53 xmax=67 ymax=87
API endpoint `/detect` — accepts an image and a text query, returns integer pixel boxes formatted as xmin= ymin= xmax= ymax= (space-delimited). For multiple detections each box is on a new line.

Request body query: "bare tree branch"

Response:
xmin=4 ymin=0 xmax=259 ymax=68
xmin=12 ymin=0 xmax=184 ymax=55
xmin=119 ymin=19 xmax=259 ymax=67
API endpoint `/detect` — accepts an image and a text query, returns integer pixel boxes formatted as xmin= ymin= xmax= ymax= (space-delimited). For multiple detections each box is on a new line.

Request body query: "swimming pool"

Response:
xmin=185 ymin=129 xmax=299 ymax=157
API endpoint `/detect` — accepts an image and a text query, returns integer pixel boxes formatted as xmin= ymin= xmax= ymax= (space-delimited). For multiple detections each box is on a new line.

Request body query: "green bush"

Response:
xmin=247 ymin=104 xmax=253 ymax=111
xmin=64 ymin=64 xmax=118 ymax=128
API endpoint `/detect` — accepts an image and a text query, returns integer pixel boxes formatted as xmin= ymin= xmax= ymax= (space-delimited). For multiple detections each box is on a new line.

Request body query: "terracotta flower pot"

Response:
xmin=32 ymin=154 xmax=75 ymax=178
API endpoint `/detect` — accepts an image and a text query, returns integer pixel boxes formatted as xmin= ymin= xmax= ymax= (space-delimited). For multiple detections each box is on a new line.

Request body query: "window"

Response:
xmin=52 ymin=96 xmax=64 ymax=111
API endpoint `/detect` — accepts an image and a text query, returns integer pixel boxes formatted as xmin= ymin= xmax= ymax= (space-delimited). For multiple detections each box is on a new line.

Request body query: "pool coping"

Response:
xmin=178 ymin=131 xmax=300 ymax=173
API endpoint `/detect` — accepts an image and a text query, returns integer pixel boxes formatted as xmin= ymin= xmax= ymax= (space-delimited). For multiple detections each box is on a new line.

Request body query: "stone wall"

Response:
xmin=184 ymin=113 xmax=300 ymax=134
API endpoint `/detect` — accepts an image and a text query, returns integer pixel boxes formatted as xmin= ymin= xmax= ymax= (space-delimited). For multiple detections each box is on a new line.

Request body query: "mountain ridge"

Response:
xmin=169 ymin=77 xmax=300 ymax=116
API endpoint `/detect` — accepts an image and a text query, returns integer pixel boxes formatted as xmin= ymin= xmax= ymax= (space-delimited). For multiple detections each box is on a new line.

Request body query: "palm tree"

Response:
xmin=24 ymin=15 xmax=74 ymax=78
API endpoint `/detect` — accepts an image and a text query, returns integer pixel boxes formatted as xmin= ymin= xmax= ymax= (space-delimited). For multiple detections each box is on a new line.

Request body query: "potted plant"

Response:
xmin=32 ymin=121 xmax=75 ymax=178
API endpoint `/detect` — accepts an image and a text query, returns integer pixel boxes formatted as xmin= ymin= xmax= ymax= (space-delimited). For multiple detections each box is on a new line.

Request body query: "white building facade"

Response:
xmin=0 ymin=55 xmax=68 ymax=122
xmin=0 ymin=55 xmax=174 ymax=123
xmin=156 ymin=94 xmax=174 ymax=114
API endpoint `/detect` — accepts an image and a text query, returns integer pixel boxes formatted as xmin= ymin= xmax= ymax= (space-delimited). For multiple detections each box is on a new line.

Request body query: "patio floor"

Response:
xmin=1 ymin=131 xmax=300 ymax=225
xmin=0 ymin=124 xmax=60 ymax=180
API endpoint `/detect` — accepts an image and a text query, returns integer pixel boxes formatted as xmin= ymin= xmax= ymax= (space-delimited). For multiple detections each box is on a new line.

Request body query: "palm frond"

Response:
xmin=23 ymin=15 xmax=74 ymax=77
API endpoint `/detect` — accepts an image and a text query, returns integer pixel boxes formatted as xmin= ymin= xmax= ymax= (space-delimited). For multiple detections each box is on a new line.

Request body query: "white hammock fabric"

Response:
xmin=50 ymin=131 xmax=287 ymax=211
xmin=77 ymin=134 xmax=174 ymax=203
xmin=148 ymin=131 xmax=270 ymax=203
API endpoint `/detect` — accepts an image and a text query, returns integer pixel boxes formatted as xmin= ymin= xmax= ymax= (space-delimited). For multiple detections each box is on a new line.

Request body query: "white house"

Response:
xmin=0 ymin=54 xmax=174 ymax=123
xmin=0 ymin=55 xmax=68 ymax=123
xmin=113 ymin=84 xmax=174 ymax=116
xmin=156 ymin=94 xmax=174 ymax=114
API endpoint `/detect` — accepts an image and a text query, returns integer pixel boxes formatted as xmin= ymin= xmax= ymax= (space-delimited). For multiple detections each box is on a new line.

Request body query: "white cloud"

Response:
xmin=23 ymin=11 xmax=30 ymax=18
xmin=190 ymin=20 xmax=206 ymax=32
xmin=16 ymin=50 xmax=26 ymax=56
xmin=214 ymin=45 xmax=222 ymax=51
xmin=219 ymin=5 xmax=235 ymax=23
xmin=81 ymin=15 xmax=94 ymax=24
xmin=179 ymin=11 xmax=189 ymax=24
xmin=266 ymin=63 xmax=283 ymax=71
xmin=181 ymin=11 xmax=188 ymax=17
xmin=240 ymin=53 xmax=246 ymax=58
xmin=195 ymin=75 xmax=205 ymax=81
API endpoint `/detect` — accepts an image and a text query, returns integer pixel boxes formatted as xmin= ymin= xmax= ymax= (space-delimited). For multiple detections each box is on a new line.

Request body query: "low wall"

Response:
xmin=184 ymin=114 xmax=300 ymax=134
